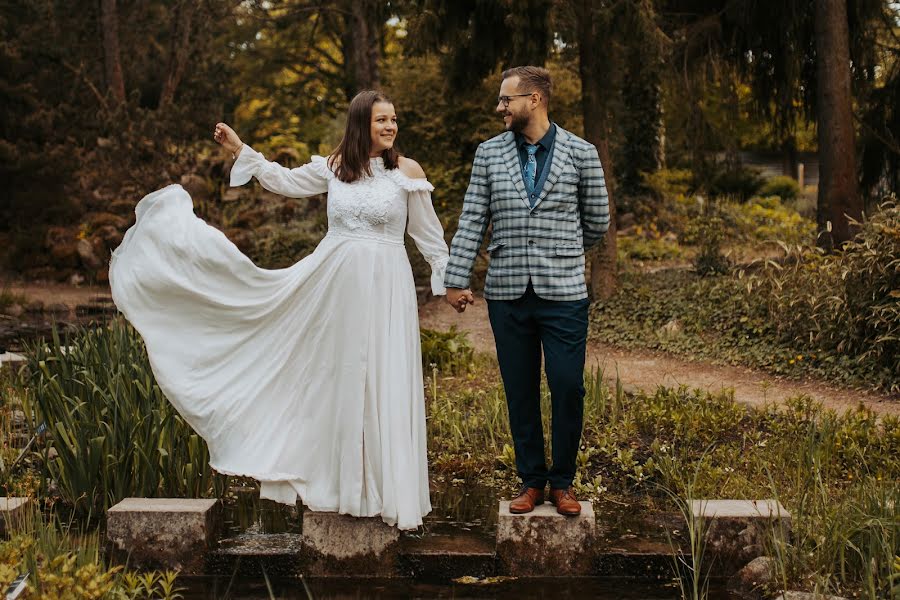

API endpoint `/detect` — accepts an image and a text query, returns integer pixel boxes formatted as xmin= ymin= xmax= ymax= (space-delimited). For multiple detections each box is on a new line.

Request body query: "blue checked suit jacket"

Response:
xmin=444 ymin=126 xmax=610 ymax=301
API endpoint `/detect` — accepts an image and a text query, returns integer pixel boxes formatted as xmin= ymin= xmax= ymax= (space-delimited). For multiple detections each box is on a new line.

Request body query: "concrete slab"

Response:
xmin=399 ymin=530 xmax=496 ymax=579
xmin=496 ymin=501 xmax=597 ymax=575
xmin=106 ymin=498 xmax=222 ymax=574
xmin=692 ymin=499 xmax=792 ymax=574
xmin=301 ymin=511 xmax=400 ymax=576
xmin=0 ymin=497 xmax=32 ymax=535
xmin=0 ymin=352 xmax=26 ymax=368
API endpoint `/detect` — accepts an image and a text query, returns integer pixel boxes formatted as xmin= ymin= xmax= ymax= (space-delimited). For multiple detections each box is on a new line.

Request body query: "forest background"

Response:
xmin=0 ymin=0 xmax=900 ymax=322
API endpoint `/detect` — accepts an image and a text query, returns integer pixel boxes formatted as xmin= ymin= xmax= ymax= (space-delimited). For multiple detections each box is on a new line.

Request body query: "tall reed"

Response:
xmin=20 ymin=320 xmax=227 ymax=514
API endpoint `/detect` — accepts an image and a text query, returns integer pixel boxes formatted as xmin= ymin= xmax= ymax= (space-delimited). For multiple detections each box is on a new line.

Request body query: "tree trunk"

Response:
xmin=578 ymin=0 xmax=618 ymax=300
xmin=159 ymin=0 xmax=197 ymax=109
xmin=814 ymin=0 xmax=862 ymax=249
xmin=100 ymin=0 xmax=126 ymax=104
xmin=781 ymin=133 xmax=798 ymax=180
xmin=341 ymin=0 xmax=381 ymax=97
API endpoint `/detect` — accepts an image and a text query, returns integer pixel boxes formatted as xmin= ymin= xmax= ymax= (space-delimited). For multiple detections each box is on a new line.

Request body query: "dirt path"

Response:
xmin=419 ymin=295 xmax=900 ymax=417
xmin=4 ymin=281 xmax=111 ymax=308
xmin=7 ymin=279 xmax=897 ymax=416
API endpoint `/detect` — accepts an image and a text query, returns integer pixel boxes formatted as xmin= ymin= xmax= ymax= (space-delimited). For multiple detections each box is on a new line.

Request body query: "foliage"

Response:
xmin=0 ymin=507 xmax=183 ymax=599
xmin=686 ymin=215 xmax=732 ymax=276
xmin=590 ymin=247 xmax=899 ymax=391
xmin=617 ymin=234 xmax=685 ymax=263
xmin=722 ymin=195 xmax=816 ymax=244
xmin=420 ymin=326 xmax=474 ymax=375
xmin=759 ymin=176 xmax=801 ymax=202
xmin=20 ymin=321 xmax=228 ymax=514
xmin=747 ymin=201 xmax=900 ymax=391
xmin=426 ymin=354 xmax=899 ymax=596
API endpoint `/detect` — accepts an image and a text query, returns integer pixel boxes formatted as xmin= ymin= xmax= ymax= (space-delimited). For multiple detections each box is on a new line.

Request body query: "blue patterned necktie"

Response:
xmin=523 ymin=144 xmax=538 ymax=194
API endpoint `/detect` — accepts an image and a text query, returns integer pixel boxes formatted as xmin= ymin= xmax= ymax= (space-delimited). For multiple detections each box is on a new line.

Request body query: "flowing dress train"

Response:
xmin=109 ymin=147 xmax=449 ymax=529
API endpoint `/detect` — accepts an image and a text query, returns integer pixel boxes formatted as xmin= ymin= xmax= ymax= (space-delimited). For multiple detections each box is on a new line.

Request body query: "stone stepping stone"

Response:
xmin=692 ymin=499 xmax=792 ymax=573
xmin=0 ymin=497 xmax=31 ymax=535
xmin=0 ymin=352 xmax=26 ymax=368
xmin=106 ymin=498 xmax=221 ymax=574
xmin=496 ymin=500 xmax=596 ymax=575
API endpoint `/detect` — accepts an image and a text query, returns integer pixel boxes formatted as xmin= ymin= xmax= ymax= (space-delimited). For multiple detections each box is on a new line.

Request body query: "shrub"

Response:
xmin=709 ymin=166 xmax=764 ymax=201
xmin=759 ymin=175 xmax=801 ymax=202
xmin=420 ymin=326 xmax=474 ymax=374
xmin=749 ymin=202 xmax=900 ymax=391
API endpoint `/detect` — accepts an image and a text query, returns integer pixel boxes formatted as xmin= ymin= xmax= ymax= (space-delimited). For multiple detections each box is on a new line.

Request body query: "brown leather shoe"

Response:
xmin=548 ymin=487 xmax=581 ymax=516
xmin=509 ymin=486 xmax=545 ymax=514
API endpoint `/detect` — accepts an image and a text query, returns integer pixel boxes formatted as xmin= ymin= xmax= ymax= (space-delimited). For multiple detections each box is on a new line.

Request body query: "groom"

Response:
xmin=445 ymin=66 xmax=610 ymax=516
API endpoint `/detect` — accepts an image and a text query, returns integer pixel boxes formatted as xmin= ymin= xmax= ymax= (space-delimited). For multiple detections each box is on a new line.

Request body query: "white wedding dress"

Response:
xmin=109 ymin=146 xmax=449 ymax=530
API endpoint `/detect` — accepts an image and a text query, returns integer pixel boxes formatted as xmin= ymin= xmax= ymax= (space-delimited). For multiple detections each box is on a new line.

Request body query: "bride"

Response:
xmin=109 ymin=91 xmax=449 ymax=530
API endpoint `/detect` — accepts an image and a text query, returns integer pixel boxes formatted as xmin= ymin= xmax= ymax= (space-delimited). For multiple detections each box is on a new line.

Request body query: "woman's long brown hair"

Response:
xmin=329 ymin=90 xmax=400 ymax=183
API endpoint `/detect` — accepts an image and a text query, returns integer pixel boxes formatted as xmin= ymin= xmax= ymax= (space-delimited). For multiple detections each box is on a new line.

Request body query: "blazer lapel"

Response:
xmin=500 ymin=132 xmax=531 ymax=208
xmin=533 ymin=127 xmax=572 ymax=210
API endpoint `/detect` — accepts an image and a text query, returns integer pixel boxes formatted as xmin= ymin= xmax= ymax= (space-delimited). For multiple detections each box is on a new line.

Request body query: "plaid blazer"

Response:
xmin=444 ymin=126 xmax=610 ymax=301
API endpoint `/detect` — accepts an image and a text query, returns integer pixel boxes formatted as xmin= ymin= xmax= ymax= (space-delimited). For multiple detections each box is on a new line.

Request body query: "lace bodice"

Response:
xmin=229 ymin=146 xmax=449 ymax=293
xmin=309 ymin=156 xmax=434 ymax=242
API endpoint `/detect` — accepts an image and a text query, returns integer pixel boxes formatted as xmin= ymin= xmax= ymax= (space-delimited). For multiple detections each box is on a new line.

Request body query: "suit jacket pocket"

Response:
xmin=555 ymin=244 xmax=583 ymax=257
xmin=487 ymin=240 xmax=506 ymax=254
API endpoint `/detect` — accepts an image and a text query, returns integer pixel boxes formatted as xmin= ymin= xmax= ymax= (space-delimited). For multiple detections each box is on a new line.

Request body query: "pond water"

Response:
xmin=206 ymin=481 xmax=738 ymax=599
xmin=179 ymin=575 xmax=733 ymax=599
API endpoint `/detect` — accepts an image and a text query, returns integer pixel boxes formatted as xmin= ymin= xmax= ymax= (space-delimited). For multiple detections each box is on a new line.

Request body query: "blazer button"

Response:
xmin=528 ymin=240 xmax=535 ymax=246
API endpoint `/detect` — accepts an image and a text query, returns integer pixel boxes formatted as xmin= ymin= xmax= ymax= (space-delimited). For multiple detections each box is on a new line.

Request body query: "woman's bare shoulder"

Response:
xmin=398 ymin=156 xmax=427 ymax=179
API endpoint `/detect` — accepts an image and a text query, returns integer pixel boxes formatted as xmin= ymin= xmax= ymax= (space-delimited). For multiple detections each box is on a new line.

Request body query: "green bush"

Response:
xmin=759 ymin=175 xmax=801 ymax=202
xmin=21 ymin=321 xmax=227 ymax=514
xmin=725 ymin=195 xmax=816 ymax=244
xmin=749 ymin=202 xmax=900 ymax=391
xmin=420 ymin=326 xmax=474 ymax=375
xmin=709 ymin=166 xmax=764 ymax=201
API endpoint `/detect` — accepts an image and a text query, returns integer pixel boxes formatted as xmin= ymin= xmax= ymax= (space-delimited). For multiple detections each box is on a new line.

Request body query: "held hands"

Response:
xmin=445 ymin=288 xmax=475 ymax=313
xmin=213 ymin=123 xmax=243 ymax=157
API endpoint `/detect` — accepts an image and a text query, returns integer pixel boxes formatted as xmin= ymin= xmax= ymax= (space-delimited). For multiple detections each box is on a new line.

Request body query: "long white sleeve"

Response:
xmin=230 ymin=145 xmax=331 ymax=197
xmin=407 ymin=189 xmax=449 ymax=296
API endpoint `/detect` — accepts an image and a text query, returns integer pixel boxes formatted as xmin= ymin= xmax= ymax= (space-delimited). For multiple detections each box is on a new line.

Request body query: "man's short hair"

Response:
xmin=501 ymin=66 xmax=552 ymax=107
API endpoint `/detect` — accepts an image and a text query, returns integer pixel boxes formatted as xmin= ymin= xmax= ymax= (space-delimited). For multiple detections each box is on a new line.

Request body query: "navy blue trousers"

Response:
xmin=487 ymin=283 xmax=589 ymax=490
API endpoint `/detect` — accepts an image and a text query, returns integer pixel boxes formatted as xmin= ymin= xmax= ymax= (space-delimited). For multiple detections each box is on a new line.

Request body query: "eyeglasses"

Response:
xmin=497 ymin=93 xmax=534 ymax=107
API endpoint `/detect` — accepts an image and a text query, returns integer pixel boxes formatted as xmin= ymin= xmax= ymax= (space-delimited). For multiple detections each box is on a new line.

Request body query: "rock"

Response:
xmin=496 ymin=501 xmax=596 ymax=575
xmin=25 ymin=300 xmax=45 ymax=313
xmin=1 ymin=304 xmax=24 ymax=318
xmin=106 ymin=498 xmax=222 ymax=574
xmin=692 ymin=499 xmax=791 ymax=575
xmin=77 ymin=239 xmax=104 ymax=270
xmin=180 ymin=174 xmax=211 ymax=202
xmin=658 ymin=318 xmax=682 ymax=339
xmin=302 ymin=510 xmax=400 ymax=576
xmin=728 ymin=556 xmax=777 ymax=600
xmin=46 ymin=303 xmax=70 ymax=314
xmin=0 ymin=497 xmax=32 ymax=536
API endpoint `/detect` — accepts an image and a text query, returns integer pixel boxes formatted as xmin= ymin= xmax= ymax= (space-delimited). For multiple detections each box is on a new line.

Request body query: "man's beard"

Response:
xmin=506 ymin=110 xmax=529 ymax=133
